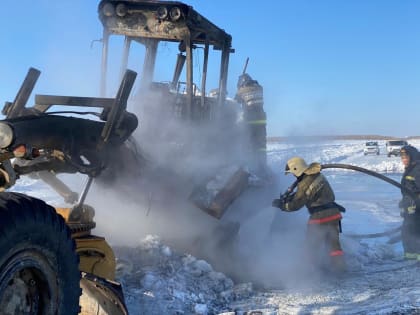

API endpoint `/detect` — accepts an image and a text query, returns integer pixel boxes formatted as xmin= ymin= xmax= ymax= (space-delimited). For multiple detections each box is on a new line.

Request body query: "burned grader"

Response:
xmin=0 ymin=1 xmax=267 ymax=314
xmin=98 ymin=0 xmax=268 ymax=218
xmin=0 ymin=68 xmax=138 ymax=314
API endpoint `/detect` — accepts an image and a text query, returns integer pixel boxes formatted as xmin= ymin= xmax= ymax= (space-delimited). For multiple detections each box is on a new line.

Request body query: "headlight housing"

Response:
xmin=0 ymin=123 xmax=14 ymax=149
xmin=169 ymin=7 xmax=181 ymax=21
xmin=102 ymin=2 xmax=115 ymax=17
xmin=116 ymin=3 xmax=128 ymax=17
xmin=156 ymin=6 xmax=168 ymax=20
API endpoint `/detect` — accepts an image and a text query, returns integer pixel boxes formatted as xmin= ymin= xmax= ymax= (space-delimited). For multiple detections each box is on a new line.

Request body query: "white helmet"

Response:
xmin=285 ymin=157 xmax=309 ymax=177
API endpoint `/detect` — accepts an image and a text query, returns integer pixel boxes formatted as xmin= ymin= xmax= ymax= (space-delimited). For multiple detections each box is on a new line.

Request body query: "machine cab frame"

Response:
xmin=98 ymin=0 xmax=234 ymax=120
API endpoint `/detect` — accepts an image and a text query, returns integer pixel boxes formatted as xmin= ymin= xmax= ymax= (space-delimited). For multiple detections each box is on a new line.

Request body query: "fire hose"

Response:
xmin=322 ymin=163 xmax=407 ymax=242
xmin=281 ymin=163 xmax=414 ymax=241
xmin=321 ymin=163 xmax=409 ymax=197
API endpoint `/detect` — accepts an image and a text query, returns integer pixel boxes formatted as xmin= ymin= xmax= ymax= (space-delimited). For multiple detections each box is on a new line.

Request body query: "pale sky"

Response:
xmin=1 ymin=0 xmax=420 ymax=137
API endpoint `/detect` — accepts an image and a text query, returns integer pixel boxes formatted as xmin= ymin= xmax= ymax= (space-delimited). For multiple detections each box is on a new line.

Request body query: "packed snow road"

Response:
xmin=106 ymin=139 xmax=420 ymax=314
xmin=224 ymin=139 xmax=420 ymax=315
xmin=14 ymin=139 xmax=420 ymax=314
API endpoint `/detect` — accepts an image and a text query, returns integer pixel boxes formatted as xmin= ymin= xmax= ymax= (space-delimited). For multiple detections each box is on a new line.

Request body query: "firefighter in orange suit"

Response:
xmin=272 ymin=157 xmax=346 ymax=274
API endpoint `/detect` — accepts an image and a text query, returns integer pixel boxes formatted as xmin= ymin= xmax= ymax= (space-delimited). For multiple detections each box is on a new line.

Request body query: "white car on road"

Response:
xmin=385 ymin=140 xmax=408 ymax=157
xmin=363 ymin=141 xmax=380 ymax=155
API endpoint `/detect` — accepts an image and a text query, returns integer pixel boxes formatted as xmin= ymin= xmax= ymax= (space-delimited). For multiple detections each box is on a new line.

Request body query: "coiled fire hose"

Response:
xmin=321 ymin=163 xmax=407 ymax=240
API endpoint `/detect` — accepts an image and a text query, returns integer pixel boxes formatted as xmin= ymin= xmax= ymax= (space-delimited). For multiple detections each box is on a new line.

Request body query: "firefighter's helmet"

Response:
xmin=285 ymin=157 xmax=309 ymax=177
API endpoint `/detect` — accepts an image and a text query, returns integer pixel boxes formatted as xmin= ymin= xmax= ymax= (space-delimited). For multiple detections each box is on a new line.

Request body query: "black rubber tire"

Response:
xmin=0 ymin=192 xmax=81 ymax=315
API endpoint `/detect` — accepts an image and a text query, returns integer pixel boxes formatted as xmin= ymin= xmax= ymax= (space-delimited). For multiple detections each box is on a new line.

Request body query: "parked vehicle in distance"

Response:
xmin=386 ymin=140 xmax=408 ymax=157
xmin=364 ymin=141 xmax=380 ymax=155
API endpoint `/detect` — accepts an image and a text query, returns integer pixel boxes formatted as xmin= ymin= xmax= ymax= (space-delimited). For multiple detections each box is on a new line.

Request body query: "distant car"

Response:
xmin=385 ymin=140 xmax=408 ymax=157
xmin=364 ymin=141 xmax=380 ymax=155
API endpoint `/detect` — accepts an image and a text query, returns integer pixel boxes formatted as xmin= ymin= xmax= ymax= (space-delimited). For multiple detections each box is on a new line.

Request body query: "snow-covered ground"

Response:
xmin=13 ymin=139 xmax=420 ymax=314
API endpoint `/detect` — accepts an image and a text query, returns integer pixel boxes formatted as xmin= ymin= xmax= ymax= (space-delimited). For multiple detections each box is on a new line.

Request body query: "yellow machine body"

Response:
xmin=55 ymin=207 xmax=128 ymax=315
xmin=76 ymin=236 xmax=116 ymax=280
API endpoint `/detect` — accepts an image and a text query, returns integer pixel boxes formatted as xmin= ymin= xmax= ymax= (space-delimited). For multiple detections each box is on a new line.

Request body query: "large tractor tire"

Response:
xmin=0 ymin=192 xmax=81 ymax=315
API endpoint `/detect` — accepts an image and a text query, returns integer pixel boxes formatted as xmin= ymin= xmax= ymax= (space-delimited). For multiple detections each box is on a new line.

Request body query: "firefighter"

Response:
xmin=399 ymin=145 xmax=420 ymax=260
xmin=272 ymin=157 xmax=346 ymax=274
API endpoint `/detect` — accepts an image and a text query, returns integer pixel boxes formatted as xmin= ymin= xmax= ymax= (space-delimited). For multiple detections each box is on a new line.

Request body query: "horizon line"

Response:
xmin=267 ymin=135 xmax=419 ymax=141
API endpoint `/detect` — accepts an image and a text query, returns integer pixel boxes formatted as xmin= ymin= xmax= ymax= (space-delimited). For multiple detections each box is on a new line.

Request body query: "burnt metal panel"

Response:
xmin=98 ymin=0 xmax=232 ymax=49
xmin=35 ymin=95 xmax=115 ymax=109
xmin=5 ymin=68 xmax=40 ymax=118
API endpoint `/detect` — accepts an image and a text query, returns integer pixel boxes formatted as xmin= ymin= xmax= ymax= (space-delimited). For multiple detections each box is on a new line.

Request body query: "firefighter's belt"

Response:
xmin=308 ymin=202 xmax=346 ymax=214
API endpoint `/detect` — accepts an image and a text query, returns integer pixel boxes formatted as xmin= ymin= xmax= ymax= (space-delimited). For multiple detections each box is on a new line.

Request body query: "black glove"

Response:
xmin=272 ymin=198 xmax=282 ymax=208
xmin=399 ymin=196 xmax=414 ymax=209
xmin=273 ymin=191 xmax=295 ymax=210
xmin=399 ymin=196 xmax=417 ymax=217
xmin=398 ymin=198 xmax=406 ymax=209
xmin=272 ymin=198 xmax=287 ymax=210
xmin=283 ymin=192 xmax=295 ymax=202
